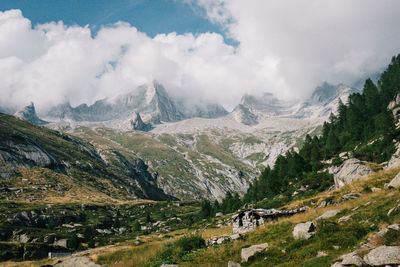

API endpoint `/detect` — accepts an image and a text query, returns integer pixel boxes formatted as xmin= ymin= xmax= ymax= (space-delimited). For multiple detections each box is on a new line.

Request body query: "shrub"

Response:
xmin=175 ymin=235 xmax=206 ymax=252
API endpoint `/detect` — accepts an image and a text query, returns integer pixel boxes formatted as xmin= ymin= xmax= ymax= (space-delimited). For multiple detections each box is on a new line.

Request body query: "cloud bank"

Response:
xmin=1 ymin=2 xmax=400 ymax=112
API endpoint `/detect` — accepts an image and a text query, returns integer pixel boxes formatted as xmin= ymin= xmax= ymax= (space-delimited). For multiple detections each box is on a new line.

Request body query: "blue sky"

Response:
xmin=0 ymin=0 xmax=225 ymax=38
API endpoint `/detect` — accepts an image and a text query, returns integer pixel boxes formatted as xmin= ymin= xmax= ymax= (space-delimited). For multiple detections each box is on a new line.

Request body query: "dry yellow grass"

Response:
xmin=199 ymin=225 xmax=233 ymax=240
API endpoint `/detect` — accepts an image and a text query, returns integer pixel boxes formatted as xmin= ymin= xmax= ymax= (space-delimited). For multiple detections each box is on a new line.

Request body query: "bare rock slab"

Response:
xmin=341 ymin=251 xmax=365 ymax=266
xmin=329 ymin=158 xmax=372 ymax=188
xmin=317 ymin=209 xmax=341 ymax=220
xmin=228 ymin=261 xmax=241 ymax=267
xmin=293 ymin=222 xmax=315 ymax=240
xmin=388 ymin=172 xmax=400 ymax=189
xmin=54 ymin=257 xmax=103 ymax=267
xmin=363 ymin=245 xmax=400 ymax=266
xmin=241 ymin=243 xmax=269 ymax=262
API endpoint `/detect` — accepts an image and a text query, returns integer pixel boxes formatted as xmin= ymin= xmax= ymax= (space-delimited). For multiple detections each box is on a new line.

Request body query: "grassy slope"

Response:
xmin=87 ymin=167 xmax=400 ymax=267
xmin=72 ymin=127 xmax=257 ymax=200
xmin=0 ymin=113 xmax=171 ymax=203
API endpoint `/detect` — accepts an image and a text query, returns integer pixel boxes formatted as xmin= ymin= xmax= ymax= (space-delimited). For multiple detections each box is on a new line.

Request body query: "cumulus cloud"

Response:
xmin=193 ymin=0 xmax=400 ymax=98
xmin=1 ymin=2 xmax=400 ymax=113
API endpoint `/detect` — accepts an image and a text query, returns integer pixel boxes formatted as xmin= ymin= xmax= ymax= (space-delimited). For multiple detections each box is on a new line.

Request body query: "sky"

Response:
xmin=1 ymin=0 xmax=400 ymax=112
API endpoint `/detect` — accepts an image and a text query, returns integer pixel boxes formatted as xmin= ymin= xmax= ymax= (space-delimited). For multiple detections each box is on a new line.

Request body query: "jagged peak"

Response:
xmin=15 ymin=102 xmax=48 ymax=125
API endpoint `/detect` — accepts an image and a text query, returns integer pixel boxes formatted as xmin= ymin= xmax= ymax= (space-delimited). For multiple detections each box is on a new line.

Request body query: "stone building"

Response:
xmin=232 ymin=207 xmax=306 ymax=233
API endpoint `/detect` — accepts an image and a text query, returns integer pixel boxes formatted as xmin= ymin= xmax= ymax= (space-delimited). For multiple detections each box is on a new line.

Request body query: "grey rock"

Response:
xmin=241 ymin=243 xmax=269 ymax=262
xmin=388 ymin=204 xmax=400 ymax=216
xmin=232 ymin=104 xmax=258 ymax=126
xmin=215 ymin=212 xmax=224 ymax=217
xmin=54 ymin=257 xmax=102 ymax=267
xmin=338 ymin=215 xmax=352 ymax=223
xmin=217 ymin=236 xmax=229 ymax=244
xmin=363 ymin=246 xmax=400 ymax=266
xmin=131 ymin=112 xmax=153 ymax=131
xmin=341 ymin=193 xmax=361 ymax=201
xmin=54 ymin=239 xmax=68 ymax=248
xmin=317 ymin=209 xmax=341 ymax=220
xmin=329 ymin=158 xmax=373 ymax=188
xmin=341 ymin=251 xmax=365 ymax=266
xmin=371 ymin=187 xmax=382 ymax=192
xmin=228 ymin=261 xmax=241 ymax=267
xmin=15 ymin=102 xmax=48 ymax=125
xmin=47 ymin=82 xmax=184 ymax=123
xmin=317 ymin=201 xmax=327 ymax=208
xmin=230 ymin=233 xmax=242 ymax=240
xmin=331 ymin=262 xmax=344 ymax=267
xmin=317 ymin=251 xmax=328 ymax=257
xmin=388 ymin=172 xmax=400 ymax=189
xmin=13 ymin=232 xmax=30 ymax=243
xmin=292 ymin=222 xmax=315 ymax=240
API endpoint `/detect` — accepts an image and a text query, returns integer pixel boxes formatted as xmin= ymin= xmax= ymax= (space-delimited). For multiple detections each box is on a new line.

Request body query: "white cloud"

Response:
xmin=193 ymin=0 xmax=400 ymax=98
xmin=1 ymin=3 xmax=400 ymax=113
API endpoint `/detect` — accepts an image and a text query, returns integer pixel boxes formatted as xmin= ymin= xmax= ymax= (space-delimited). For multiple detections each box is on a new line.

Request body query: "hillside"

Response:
xmin=12 ymin=163 xmax=400 ymax=266
xmin=0 ymin=113 xmax=174 ymax=202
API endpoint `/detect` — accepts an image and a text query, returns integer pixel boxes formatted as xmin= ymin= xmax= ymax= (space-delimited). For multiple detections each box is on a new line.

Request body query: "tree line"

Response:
xmin=201 ymin=55 xmax=400 ymax=218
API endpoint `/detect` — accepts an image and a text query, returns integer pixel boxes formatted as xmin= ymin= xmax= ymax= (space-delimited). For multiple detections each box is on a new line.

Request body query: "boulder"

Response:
xmin=215 ymin=212 xmax=224 ymax=217
xmin=363 ymin=246 xmax=400 ymax=266
xmin=329 ymin=158 xmax=372 ymax=188
xmin=317 ymin=201 xmax=327 ymax=208
xmin=217 ymin=236 xmax=229 ymax=244
xmin=330 ymin=262 xmax=343 ymax=267
xmin=54 ymin=257 xmax=103 ymax=267
xmin=387 ymin=172 xmax=400 ymax=189
xmin=292 ymin=222 xmax=315 ymax=240
xmin=338 ymin=215 xmax=352 ymax=223
xmin=341 ymin=251 xmax=365 ymax=266
xmin=228 ymin=261 xmax=241 ymax=267
xmin=230 ymin=233 xmax=242 ymax=240
xmin=386 ymin=142 xmax=400 ymax=169
xmin=317 ymin=251 xmax=328 ymax=257
xmin=371 ymin=187 xmax=381 ymax=192
xmin=241 ymin=243 xmax=269 ymax=262
xmin=317 ymin=210 xmax=341 ymax=220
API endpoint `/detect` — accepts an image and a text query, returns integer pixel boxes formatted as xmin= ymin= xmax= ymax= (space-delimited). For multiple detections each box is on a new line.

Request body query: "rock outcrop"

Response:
xmin=232 ymin=104 xmax=258 ymax=126
xmin=317 ymin=209 xmax=341 ymax=220
xmin=363 ymin=246 xmax=400 ymax=266
xmin=15 ymin=102 xmax=48 ymax=125
xmin=341 ymin=251 xmax=365 ymax=266
xmin=228 ymin=261 xmax=241 ymax=267
xmin=329 ymin=158 xmax=373 ymax=188
xmin=131 ymin=112 xmax=153 ymax=131
xmin=387 ymin=172 xmax=400 ymax=189
xmin=241 ymin=243 xmax=269 ymax=262
xmin=292 ymin=222 xmax=315 ymax=240
xmin=54 ymin=257 xmax=104 ymax=267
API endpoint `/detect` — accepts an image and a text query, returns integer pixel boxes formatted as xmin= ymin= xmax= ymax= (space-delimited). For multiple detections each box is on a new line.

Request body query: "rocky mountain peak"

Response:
xmin=131 ymin=112 xmax=153 ymax=131
xmin=232 ymin=104 xmax=258 ymax=126
xmin=15 ymin=102 xmax=48 ymax=125
xmin=310 ymin=82 xmax=356 ymax=106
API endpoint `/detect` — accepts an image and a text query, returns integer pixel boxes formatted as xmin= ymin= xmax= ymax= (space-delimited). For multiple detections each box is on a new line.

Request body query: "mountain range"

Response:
xmin=14 ymin=81 xmax=358 ymax=129
xmin=1 ymin=81 xmax=359 ymax=200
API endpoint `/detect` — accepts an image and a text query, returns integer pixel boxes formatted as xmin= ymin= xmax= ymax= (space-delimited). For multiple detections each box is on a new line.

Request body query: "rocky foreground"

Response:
xmin=11 ymin=166 xmax=399 ymax=267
